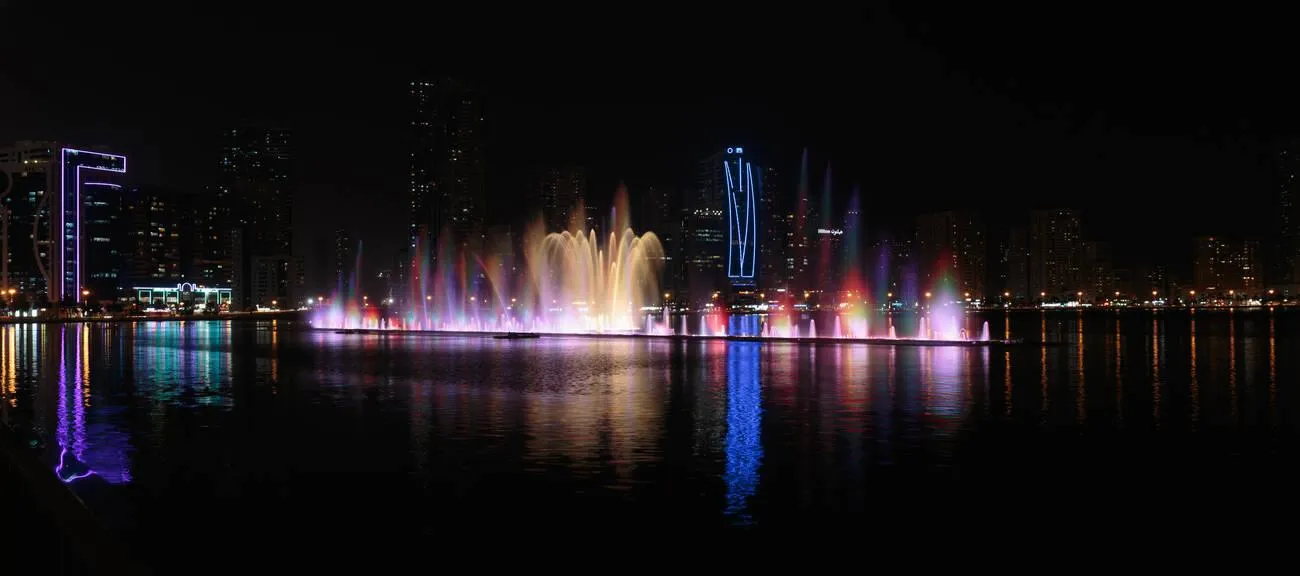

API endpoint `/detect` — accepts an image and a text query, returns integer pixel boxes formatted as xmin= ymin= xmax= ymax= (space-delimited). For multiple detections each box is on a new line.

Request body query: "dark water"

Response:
xmin=2 ymin=311 xmax=1299 ymax=565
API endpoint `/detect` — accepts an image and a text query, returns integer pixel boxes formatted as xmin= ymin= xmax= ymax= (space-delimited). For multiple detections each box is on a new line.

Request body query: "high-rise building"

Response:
xmin=1194 ymin=236 xmax=1232 ymax=293
xmin=125 ymin=187 xmax=181 ymax=285
xmin=1082 ymin=241 xmax=1113 ymax=301
xmin=760 ymin=166 xmax=786 ymax=291
xmin=82 ymin=179 xmax=126 ymax=301
xmin=179 ymin=187 xmax=232 ymax=288
xmin=916 ymin=211 xmax=986 ymax=299
xmin=994 ymin=226 xmax=1030 ymax=300
xmin=250 ymin=254 xmax=304 ymax=308
xmin=1276 ymin=146 xmax=1300 ymax=284
xmin=219 ymin=126 xmax=291 ymax=308
xmin=639 ymin=184 xmax=677 ymax=291
xmin=1195 ymin=237 xmax=1262 ymax=294
xmin=690 ymin=146 xmax=760 ymax=298
xmin=723 ymin=148 xmax=758 ymax=287
xmin=0 ymin=142 xmax=55 ymax=299
xmin=1 ymin=143 xmax=128 ymax=304
xmin=408 ymin=78 xmax=486 ymax=249
xmin=334 ymin=228 xmax=353 ymax=287
xmin=536 ymin=166 xmax=587 ymax=233
xmin=1028 ymin=209 xmax=1082 ymax=299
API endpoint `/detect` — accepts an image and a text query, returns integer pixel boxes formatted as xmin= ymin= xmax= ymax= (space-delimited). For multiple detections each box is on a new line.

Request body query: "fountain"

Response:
xmin=310 ymin=180 xmax=1004 ymax=347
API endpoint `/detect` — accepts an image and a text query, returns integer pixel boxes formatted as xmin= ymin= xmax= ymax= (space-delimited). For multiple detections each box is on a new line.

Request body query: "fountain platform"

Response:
xmin=312 ymin=326 xmax=1023 ymax=347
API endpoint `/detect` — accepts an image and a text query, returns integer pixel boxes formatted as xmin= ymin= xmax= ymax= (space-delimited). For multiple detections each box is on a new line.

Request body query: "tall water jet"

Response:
xmin=888 ymin=324 xmax=897 ymax=339
xmin=809 ymin=319 xmax=817 ymax=339
xmin=980 ymin=321 xmax=990 ymax=341
xmin=681 ymin=315 xmax=688 ymax=336
xmin=918 ymin=316 xmax=929 ymax=340
xmin=833 ymin=316 xmax=842 ymax=339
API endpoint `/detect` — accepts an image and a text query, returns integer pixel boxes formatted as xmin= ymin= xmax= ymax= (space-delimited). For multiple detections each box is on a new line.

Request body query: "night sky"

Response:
xmin=3 ymin=2 xmax=1298 ymax=285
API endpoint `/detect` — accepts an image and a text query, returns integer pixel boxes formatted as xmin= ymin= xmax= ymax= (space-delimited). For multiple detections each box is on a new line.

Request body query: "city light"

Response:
xmin=924 ymin=291 xmax=931 ymax=298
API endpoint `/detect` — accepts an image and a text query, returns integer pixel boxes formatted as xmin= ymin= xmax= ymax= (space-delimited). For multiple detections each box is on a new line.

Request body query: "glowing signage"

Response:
xmin=817 ymin=228 xmax=844 ymax=236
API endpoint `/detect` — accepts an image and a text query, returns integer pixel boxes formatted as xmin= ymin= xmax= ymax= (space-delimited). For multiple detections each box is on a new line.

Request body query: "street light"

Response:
xmin=271 ymin=300 xmax=277 ymax=306
xmin=81 ymin=289 xmax=90 ymax=297
xmin=924 ymin=291 xmax=932 ymax=299
xmin=426 ymin=295 xmax=432 ymax=301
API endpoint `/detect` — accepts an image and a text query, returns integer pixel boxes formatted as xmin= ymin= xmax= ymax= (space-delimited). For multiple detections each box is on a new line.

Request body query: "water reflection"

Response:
xmin=0 ymin=313 xmax=1293 ymax=560
xmin=724 ymin=341 xmax=761 ymax=524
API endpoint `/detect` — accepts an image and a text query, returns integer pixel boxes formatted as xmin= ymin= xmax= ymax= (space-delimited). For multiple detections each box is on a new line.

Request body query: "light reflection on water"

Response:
xmin=0 ymin=312 xmax=1296 ymax=559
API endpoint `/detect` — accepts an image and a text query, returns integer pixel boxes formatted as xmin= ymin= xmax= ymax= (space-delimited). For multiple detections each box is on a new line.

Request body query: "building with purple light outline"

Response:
xmin=54 ymin=148 xmax=126 ymax=303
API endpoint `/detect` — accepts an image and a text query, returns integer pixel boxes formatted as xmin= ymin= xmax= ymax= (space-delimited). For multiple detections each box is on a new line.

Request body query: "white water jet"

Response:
xmin=888 ymin=324 xmax=897 ymax=339
xmin=809 ymin=319 xmax=817 ymax=339
xmin=699 ymin=315 xmax=707 ymax=337
xmin=680 ymin=315 xmax=688 ymax=336
xmin=980 ymin=321 xmax=990 ymax=341
xmin=833 ymin=316 xmax=842 ymax=339
xmin=919 ymin=317 xmax=929 ymax=340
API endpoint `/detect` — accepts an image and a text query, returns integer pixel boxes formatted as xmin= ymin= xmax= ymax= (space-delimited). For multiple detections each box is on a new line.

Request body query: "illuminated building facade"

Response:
xmin=54 ymin=148 xmax=127 ymax=303
xmin=724 ymin=147 xmax=758 ymax=286
xmin=691 ymin=146 xmax=764 ymax=299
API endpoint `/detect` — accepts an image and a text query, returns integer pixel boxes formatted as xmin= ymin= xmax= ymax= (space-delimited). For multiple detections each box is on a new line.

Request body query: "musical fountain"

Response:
xmin=312 ymin=185 xmax=1008 ymax=347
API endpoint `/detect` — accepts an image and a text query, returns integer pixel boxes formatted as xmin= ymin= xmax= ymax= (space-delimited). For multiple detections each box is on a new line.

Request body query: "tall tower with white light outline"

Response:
xmin=724 ymin=146 xmax=758 ymax=287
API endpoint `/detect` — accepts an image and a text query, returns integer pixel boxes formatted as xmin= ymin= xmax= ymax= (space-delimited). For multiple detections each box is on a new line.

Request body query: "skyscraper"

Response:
xmin=760 ymin=166 xmax=786 ymax=291
xmin=125 ymin=187 xmax=181 ymax=285
xmin=1276 ymin=146 xmax=1300 ymax=284
xmin=690 ymin=146 xmax=760 ymax=298
xmin=1 ymin=143 xmax=128 ymax=304
xmin=220 ymin=126 xmax=291 ymax=308
xmin=1028 ymin=209 xmax=1082 ymax=299
xmin=408 ymin=79 xmax=486 ymax=249
xmin=723 ymin=149 xmax=758 ymax=286
xmin=535 ymin=166 xmax=587 ymax=232
xmin=916 ymin=211 xmax=986 ymax=299
xmin=221 ymin=127 xmax=291 ymax=254
xmin=334 ymin=227 xmax=353 ymax=287
xmin=1194 ymin=236 xmax=1262 ymax=295
xmin=1082 ymin=241 xmax=1113 ymax=301
xmin=179 ymin=187 xmax=232 ymax=288
xmin=0 ymin=142 xmax=55 ymax=299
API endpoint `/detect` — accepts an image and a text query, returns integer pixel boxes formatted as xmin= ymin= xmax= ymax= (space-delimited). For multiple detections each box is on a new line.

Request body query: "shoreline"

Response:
xmin=317 ymin=327 xmax=1027 ymax=347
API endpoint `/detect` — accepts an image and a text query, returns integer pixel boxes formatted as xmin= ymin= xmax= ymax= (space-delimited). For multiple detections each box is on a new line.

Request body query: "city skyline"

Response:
xmin=6 ymin=4 xmax=1300 ymax=281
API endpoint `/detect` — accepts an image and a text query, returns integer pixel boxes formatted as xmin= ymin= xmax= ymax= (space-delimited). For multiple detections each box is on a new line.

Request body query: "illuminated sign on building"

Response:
xmin=726 ymin=147 xmax=744 ymax=154
xmin=817 ymin=228 xmax=844 ymax=236
xmin=726 ymin=152 xmax=757 ymax=284
xmin=56 ymin=149 xmax=126 ymax=303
